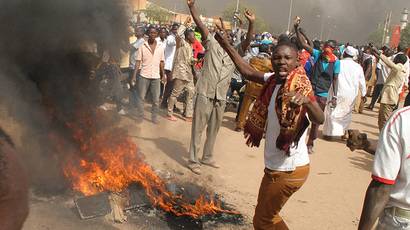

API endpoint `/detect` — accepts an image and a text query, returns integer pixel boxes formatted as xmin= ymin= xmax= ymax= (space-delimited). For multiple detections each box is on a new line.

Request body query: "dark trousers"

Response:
xmin=369 ymin=84 xmax=384 ymax=109
xmin=307 ymin=96 xmax=327 ymax=147
xmin=161 ymin=70 xmax=174 ymax=107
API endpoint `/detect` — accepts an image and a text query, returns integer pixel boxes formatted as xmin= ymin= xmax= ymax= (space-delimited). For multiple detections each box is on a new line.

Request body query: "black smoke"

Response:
xmin=0 ymin=0 xmax=129 ymax=194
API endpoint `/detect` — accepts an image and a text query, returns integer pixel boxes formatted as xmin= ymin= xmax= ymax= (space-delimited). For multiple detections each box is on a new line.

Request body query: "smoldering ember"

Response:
xmin=0 ymin=0 xmax=410 ymax=229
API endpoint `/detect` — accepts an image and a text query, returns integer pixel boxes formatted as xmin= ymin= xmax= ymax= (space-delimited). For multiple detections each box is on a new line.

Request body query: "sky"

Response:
xmin=151 ymin=0 xmax=410 ymax=44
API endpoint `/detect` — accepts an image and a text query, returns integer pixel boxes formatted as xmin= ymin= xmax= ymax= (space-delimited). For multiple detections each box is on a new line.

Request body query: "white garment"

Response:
xmin=164 ymin=34 xmax=177 ymax=71
xmin=156 ymin=37 xmax=167 ymax=48
xmin=377 ymin=60 xmax=391 ymax=85
xmin=129 ymin=38 xmax=145 ymax=69
xmin=323 ymin=58 xmax=366 ymax=136
xmin=264 ymin=85 xmax=310 ymax=172
xmin=373 ymin=107 xmax=410 ymax=211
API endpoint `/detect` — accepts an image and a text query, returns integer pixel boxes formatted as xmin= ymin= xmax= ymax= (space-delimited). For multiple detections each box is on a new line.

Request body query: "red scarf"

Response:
xmin=322 ymin=47 xmax=337 ymax=63
xmin=244 ymin=66 xmax=315 ymax=155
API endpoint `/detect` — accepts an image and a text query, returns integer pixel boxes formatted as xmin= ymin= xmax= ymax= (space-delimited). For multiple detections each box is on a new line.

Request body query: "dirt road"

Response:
xmin=1 ymin=105 xmax=379 ymax=230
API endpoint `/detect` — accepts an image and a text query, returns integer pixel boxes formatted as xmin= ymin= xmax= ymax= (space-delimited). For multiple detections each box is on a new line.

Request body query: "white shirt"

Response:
xmin=338 ymin=58 xmax=367 ymax=98
xmin=264 ymin=85 xmax=310 ymax=171
xmin=164 ymin=34 xmax=177 ymax=71
xmin=129 ymin=38 xmax=145 ymax=69
xmin=376 ymin=59 xmax=391 ymax=85
xmin=372 ymin=107 xmax=410 ymax=210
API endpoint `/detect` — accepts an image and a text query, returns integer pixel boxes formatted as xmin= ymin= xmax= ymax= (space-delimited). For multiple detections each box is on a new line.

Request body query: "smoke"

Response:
xmin=154 ymin=0 xmax=410 ymax=43
xmin=0 ymin=0 xmax=129 ymax=194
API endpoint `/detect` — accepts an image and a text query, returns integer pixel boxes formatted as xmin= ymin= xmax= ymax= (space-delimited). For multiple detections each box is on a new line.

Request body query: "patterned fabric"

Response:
xmin=323 ymin=47 xmax=337 ymax=63
xmin=244 ymin=66 xmax=314 ymax=155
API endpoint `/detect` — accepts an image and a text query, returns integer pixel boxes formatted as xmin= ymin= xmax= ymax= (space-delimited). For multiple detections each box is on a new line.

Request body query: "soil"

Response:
xmin=0 ymin=104 xmax=380 ymax=230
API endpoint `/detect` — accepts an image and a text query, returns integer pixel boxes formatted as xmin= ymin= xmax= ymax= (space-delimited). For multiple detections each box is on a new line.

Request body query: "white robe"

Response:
xmin=323 ymin=58 xmax=367 ymax=136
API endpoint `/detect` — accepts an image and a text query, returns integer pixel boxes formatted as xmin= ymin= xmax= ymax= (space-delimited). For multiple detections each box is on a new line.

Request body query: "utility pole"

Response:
xmin=233 ymin=0 xmax=240 ymax=32
xmin=286 ymin=0 xmax=294 ymax=34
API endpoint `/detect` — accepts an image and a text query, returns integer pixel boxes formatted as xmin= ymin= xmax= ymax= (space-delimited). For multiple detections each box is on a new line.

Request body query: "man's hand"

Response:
xmin=214 ymin=18 xmax=230 ymax=48
xmin=184 ymin=16 xmax=192 ymax=26
xmin=361 ymin=96 xmax=367 ymax=104
xmin=244 ymin=9 xmax=255 ymax=23
xmin=294 ymin=16 xmax=301 ymax=28
xmin=285 ymin=91 xmax=310 ymax=107
xmin=329 ymin=96 xmax=337 ymax=108
xmin=187 ymin=0 xmax=195 ymax=8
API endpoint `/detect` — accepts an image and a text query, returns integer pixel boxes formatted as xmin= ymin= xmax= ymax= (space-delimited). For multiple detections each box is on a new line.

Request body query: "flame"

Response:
xmin=62 ymin=109 xmax=238 ymax=219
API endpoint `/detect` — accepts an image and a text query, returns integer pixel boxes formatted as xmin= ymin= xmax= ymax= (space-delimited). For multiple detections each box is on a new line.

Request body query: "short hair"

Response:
xmin=147 ymin=26 xmax=158 ymax=32
xmin=394 ymin=53 xmax=408 ymax=65
xmin=273 ymin=39 xmax=299 ymax=54
xmin=184 ymin=29 xmax=194 ymax=38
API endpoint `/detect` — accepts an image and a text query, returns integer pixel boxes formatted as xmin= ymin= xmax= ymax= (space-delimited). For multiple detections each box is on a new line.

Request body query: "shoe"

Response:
xmin=167 ymin=115 xmax=178 ymax=122
xmin=184 ymin=117 xmax=192 ymax=122
xmin=308 ymin=145 xmax=314 ymax=155
xmin=118 ymin=109 xmax=127 ymax=115
xmin=187 ymin=164 xmax=201 ymax=175
xmin=200 ymin=160 xmax=220 ymax=169
xmin=152 ymin=117 xmax=159 ymax=124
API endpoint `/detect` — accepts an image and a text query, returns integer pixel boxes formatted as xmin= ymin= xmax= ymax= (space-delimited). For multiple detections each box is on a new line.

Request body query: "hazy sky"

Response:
xmin=151 ymin=0 xmax=410 ymax=44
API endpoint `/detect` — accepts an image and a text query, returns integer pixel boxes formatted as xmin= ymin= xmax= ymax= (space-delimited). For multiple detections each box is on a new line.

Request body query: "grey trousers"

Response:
xmin=167 ymin=79 xmax=195 ymax=118
xmin=189 ymin=95 xmax=226 ymax=164
xmin=136 ymin=76 xmax=160 ymax=119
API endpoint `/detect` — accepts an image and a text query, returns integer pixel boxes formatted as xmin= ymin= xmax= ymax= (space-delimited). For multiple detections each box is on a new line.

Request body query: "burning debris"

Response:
xmin=0 ymin=0 xmax=242 ymax=227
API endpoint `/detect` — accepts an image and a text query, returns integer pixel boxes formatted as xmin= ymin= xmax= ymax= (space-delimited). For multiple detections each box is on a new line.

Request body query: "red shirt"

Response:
xmin=192 ymin=39 xmax=204 ymax=69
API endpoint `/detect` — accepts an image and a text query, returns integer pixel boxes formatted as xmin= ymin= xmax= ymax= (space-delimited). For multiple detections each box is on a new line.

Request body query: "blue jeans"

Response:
xmin=136 ymin=76 xmax=160 ymax=119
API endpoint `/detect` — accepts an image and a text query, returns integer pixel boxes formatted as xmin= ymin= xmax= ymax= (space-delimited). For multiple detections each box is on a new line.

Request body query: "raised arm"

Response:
xmin=187 ymin=0 xmax=209 ymax=40
xmin=299 ymin=27 xmax=313 ymax=48
xmin=214 ymin=26 xmax=265 ymax=84
xmin=241 ymin=9 xmax=255 ymax=52
xmin=294 ymin=17 xmax=313 ymax=54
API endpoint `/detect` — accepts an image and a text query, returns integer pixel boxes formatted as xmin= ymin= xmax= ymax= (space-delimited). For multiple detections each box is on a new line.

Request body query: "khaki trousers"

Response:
xmin=167 ymin=79 xmax=195 ymax=118
xmin=253 ymin=165 xmax=310 ymax=230
xmin=378 ymin=103 xmax=395 ymax=131
xmin=189 ymin=95 xmax=226 ymax=164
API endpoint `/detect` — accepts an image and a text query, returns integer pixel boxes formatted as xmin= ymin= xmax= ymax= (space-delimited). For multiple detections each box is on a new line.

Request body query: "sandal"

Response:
xmin=187 ymin=164 xmax=201 ymax=175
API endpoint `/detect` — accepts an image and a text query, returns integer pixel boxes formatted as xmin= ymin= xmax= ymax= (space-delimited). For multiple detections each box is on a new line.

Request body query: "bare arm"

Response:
xmin=132 ymin=60 xmax=141 ymax=83
xmin=187 ymin=0 xmax=209 ymax=40
xmin=241 ymin=9 xmax=255 ymax=53
xmin=299 ymin=27 xmax=313 ymax=48
xmin=215 ymin=29 xmax=265 ymax=84
xmin=306 ymin=100 xmax=325 ymax=124
xmin=358 ymin=180 xmax=391 ymax=230
xmin=160 ymin=61 xmax=165 ymax=80
xmin=294 ymin=17 xmax=313 ymax=54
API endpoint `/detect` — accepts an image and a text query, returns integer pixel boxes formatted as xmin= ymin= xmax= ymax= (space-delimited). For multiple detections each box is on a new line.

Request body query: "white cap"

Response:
xmin=345 ymin=46 xmax=359 ymax=57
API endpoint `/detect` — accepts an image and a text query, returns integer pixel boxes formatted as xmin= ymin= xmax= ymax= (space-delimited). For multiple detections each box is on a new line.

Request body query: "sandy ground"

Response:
xmin=1 ymin=104 xmax=380 ymax=230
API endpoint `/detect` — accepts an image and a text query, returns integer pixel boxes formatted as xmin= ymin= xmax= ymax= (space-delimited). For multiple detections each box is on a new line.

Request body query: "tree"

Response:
xmin=143 ymin=4 xmax=173 ymax=24
xmin=400 ymin=26 xmax=410 ymax=48
xmin=221 ymin=4 xmax=275 ymax=33
xmin=367 ymin=27 xmax=384 ymax=47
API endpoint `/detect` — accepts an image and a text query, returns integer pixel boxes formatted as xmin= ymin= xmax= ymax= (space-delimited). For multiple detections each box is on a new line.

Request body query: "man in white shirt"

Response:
xmin=161 ymin=24 xmax=179 ymax=108
xmin=214 ymin=24 xmax=325 ymax=229
xmin=129 ymin=27 xmax=146 ymax=111
xmin=358 ymin=107 xmax=410 ymax=230
xmin=323 ymin=46 xmax=367 ymax=139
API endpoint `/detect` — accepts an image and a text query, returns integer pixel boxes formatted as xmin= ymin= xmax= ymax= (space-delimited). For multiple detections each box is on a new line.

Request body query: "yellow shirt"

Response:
xmin=380 ymin=54 xmax=407 ymax=105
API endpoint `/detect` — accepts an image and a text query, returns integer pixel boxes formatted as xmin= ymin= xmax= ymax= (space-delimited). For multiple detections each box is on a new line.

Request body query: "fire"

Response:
xmin=63 ymin=109 xmax=238 ymax=219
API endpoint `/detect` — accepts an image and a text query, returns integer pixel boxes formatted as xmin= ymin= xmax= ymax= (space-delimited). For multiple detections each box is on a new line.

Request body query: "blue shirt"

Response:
xmin=312 ymin=49 xmax=340 ymax=97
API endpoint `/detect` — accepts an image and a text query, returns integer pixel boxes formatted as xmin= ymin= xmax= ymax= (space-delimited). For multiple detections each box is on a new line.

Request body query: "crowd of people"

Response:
xmin=58 ymin=0 xmax=410 ymax=229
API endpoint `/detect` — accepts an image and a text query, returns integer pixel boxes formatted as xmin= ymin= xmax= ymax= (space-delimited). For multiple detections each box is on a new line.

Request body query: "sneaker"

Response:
xmin=118 ymin=109 xmax=127 ymax=115
xmin=152 ymin=117 xmax=159 ymax=124
xmin=167 ymin=115 xmax=178 ymax=122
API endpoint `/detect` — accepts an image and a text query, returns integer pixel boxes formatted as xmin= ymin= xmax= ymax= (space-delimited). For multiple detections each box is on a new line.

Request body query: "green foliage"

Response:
xmin=367 ymin=27 xmax=384 ymax=47
xmin=400 ymin=26 xmax=410 ymax=48
xmin=143 ymin=4 xmax=173 ymax=24
xmin=221 ymin=4 xmax=274 ymax=33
